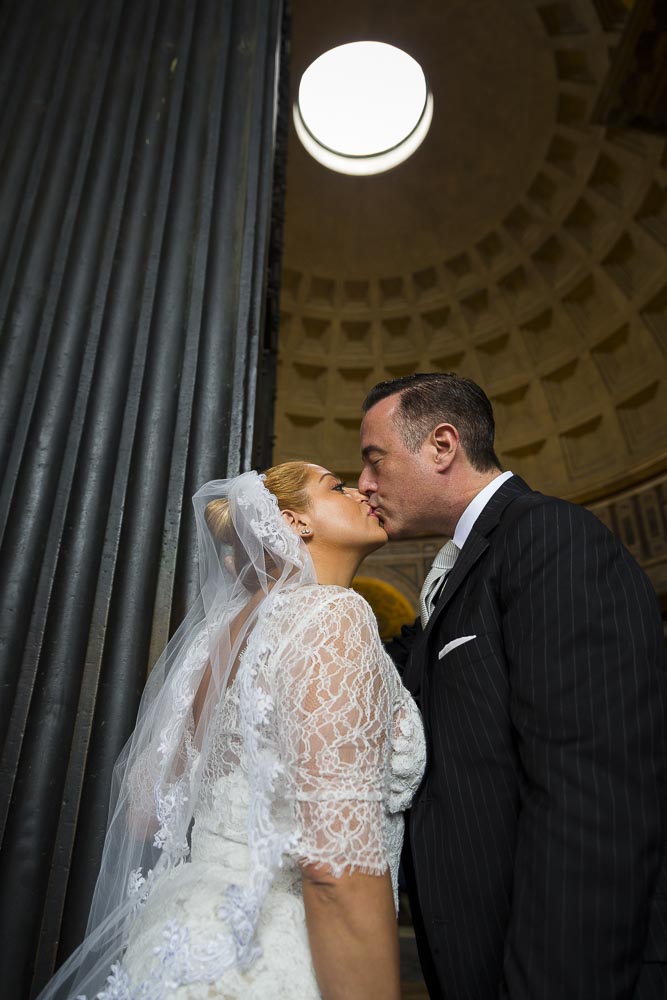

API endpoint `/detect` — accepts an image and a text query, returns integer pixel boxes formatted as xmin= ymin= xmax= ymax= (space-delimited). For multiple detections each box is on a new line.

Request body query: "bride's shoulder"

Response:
xmin=301 ymin=584 xmax=375 ymax=618
xmin=267 ymin=584 xmax=378 ymax=634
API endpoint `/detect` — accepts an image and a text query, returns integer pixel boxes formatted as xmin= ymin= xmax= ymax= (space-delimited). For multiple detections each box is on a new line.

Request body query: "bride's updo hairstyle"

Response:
xmin=205 ymin=461 xmax=312 ymax=590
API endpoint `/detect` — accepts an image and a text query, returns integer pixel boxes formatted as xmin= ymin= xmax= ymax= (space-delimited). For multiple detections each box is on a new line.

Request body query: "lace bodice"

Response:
xmin=100 ymin=585 xmax=425 ymax=998
xmin=195 ymin=585 xmax=425 ymax=897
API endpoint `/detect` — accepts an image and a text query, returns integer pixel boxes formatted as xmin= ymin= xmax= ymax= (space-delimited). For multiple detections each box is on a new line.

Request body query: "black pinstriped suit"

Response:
xmin=389 ymin=475 xmax=667 ymax=999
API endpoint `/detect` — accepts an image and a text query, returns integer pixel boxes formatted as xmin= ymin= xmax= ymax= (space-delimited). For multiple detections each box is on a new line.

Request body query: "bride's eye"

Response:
xmin=332 ymin=481 xmax=347 ymax=494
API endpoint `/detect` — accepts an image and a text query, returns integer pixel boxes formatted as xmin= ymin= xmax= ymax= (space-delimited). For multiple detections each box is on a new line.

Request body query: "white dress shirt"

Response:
xmin=452 ymin=470 xmax=514 ymax=550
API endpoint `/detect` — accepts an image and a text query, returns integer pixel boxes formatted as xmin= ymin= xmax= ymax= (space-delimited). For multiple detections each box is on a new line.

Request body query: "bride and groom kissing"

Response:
xmin=41 ymin=372 xmax=666 ymax=999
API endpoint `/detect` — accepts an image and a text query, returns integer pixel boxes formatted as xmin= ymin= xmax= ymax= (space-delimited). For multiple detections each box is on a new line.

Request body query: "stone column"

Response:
xmin=0 ymin=0 xmax=286 ymax=993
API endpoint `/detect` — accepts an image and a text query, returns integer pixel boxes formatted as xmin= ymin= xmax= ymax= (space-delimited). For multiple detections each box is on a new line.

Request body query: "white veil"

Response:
xmin=39 ymin=471 xmax=317 ymax=999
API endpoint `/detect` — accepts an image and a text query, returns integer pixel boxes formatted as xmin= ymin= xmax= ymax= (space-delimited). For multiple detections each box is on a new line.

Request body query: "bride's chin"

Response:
xmin=373 ymin=521 xmax=388 ymax=541
xmin=365 ymin=533 xmax=388 ymax=554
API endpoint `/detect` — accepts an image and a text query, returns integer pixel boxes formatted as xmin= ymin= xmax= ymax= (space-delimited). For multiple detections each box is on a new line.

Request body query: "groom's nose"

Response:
xmin=358 ymin=468 xmax=373 ymax=495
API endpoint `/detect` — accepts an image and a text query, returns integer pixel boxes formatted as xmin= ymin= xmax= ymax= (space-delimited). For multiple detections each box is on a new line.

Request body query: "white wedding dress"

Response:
xmin=112 ymin=585 xmax=426 ymax=999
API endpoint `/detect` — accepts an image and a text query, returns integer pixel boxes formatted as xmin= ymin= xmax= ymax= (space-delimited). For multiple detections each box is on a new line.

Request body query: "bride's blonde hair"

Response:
xmin=205 ymin=461 xmax=312 ymax=548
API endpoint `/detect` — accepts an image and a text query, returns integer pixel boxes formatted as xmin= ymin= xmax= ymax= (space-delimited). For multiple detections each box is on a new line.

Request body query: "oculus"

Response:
xmin=294 ymin=41 xmax=433 ymax=176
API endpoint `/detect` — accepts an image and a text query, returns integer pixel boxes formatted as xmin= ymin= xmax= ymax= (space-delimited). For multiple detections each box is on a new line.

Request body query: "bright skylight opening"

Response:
xmin=294 ymin=41 xmax=432 ymax=176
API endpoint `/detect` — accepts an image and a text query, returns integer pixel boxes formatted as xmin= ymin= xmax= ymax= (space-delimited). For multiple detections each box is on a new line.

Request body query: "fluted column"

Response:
xmin=0 ymin=0 xmax=286 ymax=994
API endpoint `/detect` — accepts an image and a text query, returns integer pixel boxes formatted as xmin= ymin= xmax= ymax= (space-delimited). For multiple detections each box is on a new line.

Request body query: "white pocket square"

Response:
xmin=438 ymin=635 xmax=477 ymax=659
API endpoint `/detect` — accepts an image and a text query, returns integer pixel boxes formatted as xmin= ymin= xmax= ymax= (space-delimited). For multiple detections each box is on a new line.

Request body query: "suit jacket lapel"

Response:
xmin=403 ymin=476 xmax=534 ymax=696
xmin=423 ymin=475 xmax=532 ymax=639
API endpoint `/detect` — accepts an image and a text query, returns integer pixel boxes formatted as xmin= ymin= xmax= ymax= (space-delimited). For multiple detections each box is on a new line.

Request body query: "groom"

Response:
xmin=358 ymin=372 xmax=667 ymax=999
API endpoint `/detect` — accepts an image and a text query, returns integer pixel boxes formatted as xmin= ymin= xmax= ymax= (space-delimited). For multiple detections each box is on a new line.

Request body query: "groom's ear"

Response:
xmin=432 ymin=423 xmax=459 ymax=471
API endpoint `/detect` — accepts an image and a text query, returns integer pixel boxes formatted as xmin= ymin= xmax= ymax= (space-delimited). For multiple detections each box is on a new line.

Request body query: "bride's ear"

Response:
xmin=281 ymin=508 xmax=312 ymax=539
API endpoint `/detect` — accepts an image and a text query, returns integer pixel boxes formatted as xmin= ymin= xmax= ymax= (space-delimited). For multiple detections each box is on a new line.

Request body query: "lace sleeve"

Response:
xmin=273 ymin=588 xmax=392 ymax=879
xmin=388 ymin=683 xmax=426 ymax=813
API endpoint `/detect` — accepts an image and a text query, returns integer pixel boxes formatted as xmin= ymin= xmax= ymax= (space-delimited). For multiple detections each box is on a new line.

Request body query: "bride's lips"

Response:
xmin=368 ymin=506 xmax=385 ymax=526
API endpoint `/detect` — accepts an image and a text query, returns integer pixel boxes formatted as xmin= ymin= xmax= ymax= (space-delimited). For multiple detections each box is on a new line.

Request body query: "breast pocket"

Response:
xmin=429 ymin=631 xmax=514 ymax=766
xmin=433 ymin=631 xmax=507 ymax=696
xmin=438 ymin=635 xmax=477 ymax=659
xmin=436 ymin=630 xmax=498 ymax=667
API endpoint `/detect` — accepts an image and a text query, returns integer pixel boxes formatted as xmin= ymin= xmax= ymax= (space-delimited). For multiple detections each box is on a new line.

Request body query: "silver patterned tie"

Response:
xmin=419 ymin=539 xmax=459 ymax=628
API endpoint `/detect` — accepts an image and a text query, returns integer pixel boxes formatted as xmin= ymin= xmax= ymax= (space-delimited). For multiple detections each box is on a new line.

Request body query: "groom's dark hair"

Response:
xmin=362 ymin=372 xmax=501 ymax=473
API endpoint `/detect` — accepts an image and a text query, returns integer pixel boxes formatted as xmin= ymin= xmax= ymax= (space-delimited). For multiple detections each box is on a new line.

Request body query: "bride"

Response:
xmin=39 ymin=462 xmax=426 ymax=999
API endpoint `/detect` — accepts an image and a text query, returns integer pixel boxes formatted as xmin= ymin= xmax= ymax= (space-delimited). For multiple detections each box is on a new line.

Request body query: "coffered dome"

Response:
xmin=275 ymin=0 xmax=667 ymax=501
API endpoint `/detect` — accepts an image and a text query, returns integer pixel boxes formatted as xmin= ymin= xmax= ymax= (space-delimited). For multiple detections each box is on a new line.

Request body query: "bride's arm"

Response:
xmin=276 ymin=589 xmax=401 ymax=1000
xmin=301 ymin=865 xmax=399 ymax=1000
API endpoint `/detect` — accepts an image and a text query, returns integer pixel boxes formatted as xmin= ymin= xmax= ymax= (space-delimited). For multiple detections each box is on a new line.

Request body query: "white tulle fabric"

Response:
xmin=38 ymin=473 xmax=425 ymax=1000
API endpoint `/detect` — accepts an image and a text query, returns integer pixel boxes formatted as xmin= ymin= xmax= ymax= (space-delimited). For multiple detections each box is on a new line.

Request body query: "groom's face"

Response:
xmin=359 ymin=395 xmax=441 ymax=539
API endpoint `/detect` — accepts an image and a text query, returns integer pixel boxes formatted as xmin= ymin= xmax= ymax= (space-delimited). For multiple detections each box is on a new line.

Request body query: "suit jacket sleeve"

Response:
xmin=500 ymin=500 xmax=666 ymax=999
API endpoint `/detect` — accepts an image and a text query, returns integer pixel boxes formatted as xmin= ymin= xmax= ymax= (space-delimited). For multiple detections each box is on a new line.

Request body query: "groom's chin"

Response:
xmin=381 ymin=521 xmax=401 ymax=541
xmin=383 ymin=521 xmax=417 ymax=542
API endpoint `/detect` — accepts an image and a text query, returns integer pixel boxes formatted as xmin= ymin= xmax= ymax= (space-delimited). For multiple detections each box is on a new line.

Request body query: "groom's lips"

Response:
xmin=368 ymin=505 xmax=384 ymax=525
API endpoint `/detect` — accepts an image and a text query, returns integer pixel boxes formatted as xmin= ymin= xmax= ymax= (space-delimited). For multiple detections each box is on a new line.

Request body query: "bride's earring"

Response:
xmin=301 ymin=528 xmax=310 ymax=536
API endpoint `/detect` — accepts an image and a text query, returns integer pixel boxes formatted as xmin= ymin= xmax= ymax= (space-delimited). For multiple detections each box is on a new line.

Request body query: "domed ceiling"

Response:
xmin=274 ymin=0 xmax=667 ymax=502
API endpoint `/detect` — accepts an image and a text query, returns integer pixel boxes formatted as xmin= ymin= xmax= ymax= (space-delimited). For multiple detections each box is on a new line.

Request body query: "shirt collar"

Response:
xmin=452 ymin=471 xmax=514 ymax=550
